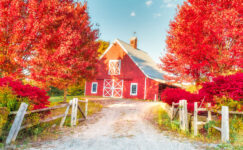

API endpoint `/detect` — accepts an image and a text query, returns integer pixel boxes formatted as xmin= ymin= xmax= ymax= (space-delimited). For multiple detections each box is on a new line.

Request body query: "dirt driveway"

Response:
xmin=28 ymin=99 xmax=200 ymax=150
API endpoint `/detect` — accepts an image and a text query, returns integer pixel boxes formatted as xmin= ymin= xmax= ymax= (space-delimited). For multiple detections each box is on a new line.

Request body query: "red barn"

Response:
xmin=85 ymin=37 xmax=173 ymax=100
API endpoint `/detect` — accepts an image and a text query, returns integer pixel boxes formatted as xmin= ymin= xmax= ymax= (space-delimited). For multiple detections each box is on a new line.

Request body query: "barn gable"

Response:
xmin=100 ymin=39 xmax=166 ymax=83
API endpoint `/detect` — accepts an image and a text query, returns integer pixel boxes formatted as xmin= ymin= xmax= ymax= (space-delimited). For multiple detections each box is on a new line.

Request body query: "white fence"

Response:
xmin=6 ymin=98 xmax=88 ymax=145
xmin=169 ymin=100 xmax=241 ymax=143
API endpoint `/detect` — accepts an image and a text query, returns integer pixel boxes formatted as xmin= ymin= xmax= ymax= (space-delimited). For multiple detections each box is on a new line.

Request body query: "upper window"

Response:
xmin=108 ymin=60 xmax=121 ymax=75
xmin=91 ymin=82 xmax=98 ymax=94
xmin=130 ymin=83 xmax=138 ymax=96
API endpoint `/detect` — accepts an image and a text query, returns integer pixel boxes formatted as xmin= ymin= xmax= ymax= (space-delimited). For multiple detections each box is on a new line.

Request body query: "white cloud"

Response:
xmin=130 ymin=11 xmax=136 ymax=17
xmin=145 ymin=0 xmax=153 ymax=6
xmin=162 ymin=0 xmax=178 ymax=8
xmin=166 ymin=3 xmax=176 ymax=8
xmin=153 ymin=13 xmax=161 ymax=18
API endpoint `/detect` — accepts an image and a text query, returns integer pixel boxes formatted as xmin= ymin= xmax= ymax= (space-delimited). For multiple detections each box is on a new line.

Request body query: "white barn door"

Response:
xmin=103 ymin=79 xmax=123 ymax=98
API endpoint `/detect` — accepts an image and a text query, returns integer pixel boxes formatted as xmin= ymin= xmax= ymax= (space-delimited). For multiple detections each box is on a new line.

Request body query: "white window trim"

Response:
xmin=91 ymin=82 xmax=98 ymax=94
xmin=130 ymin=83 xmax=138 ymax=96
xmin=108 ymin=60 xmax=121 ymax=75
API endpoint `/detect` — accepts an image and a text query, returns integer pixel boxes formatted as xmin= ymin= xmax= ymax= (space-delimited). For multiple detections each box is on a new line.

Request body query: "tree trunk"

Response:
xmin=63 ymin=88 xmax=68 ymax=102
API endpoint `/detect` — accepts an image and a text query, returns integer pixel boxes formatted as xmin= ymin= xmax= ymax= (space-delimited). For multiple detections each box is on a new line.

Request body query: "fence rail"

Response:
xmin=6 ymin=98 xmax=89 ymax=145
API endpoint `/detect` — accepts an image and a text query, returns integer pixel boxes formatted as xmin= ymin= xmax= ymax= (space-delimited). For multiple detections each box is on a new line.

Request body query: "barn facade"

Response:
xmin=85 ymin=37 xmax=171 ymax=100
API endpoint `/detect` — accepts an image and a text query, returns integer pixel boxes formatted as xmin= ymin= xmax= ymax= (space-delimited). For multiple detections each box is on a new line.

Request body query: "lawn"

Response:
xmin=48 ymin=95 xmax=103 ymax=117
xmin=49 ymin=95 xmax=102 ymax=103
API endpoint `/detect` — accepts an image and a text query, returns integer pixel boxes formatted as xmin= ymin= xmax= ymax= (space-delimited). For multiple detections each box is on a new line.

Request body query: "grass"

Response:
xmin=49 ymin=95 xmax=102 ymax=103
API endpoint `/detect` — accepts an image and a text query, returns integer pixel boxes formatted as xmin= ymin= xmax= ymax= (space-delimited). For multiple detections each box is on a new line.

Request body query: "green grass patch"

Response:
xmin=49 ymin=95 xmax=102 ymax=103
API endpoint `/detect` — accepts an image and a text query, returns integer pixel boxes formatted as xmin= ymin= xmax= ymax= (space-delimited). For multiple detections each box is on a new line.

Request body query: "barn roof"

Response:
xmin=100 ymin=39 xmax=167 ymax=83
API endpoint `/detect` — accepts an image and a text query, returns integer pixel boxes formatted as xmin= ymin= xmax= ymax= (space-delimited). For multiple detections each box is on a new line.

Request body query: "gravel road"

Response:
xmin=28 ymin=100 xmax=200 ymax=150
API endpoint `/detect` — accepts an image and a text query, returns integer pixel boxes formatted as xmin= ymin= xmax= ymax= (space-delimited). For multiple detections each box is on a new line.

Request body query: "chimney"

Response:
xmin=130 ymin=37 xmax=137 ymax=49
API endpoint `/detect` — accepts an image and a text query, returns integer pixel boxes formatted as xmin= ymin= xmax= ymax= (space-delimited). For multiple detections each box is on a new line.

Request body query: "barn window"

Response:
xmin=91 ymin=82 xmax=98 ymax=94
xmin=108 ymin=60 xmax=121 ymax=75
xmin=130 ymin=83 xmax=138 ymax=96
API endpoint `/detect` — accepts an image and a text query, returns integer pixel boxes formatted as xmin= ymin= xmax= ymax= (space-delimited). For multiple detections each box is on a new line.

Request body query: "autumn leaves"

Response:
xmin=0 ymin=1 xmax=99 ymax=92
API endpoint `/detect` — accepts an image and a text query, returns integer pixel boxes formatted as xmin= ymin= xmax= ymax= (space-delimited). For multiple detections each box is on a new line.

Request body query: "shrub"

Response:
xmin=199 ymin=73 xmax=243 ymax=111
xmin=67 ymin=83 xmax=84 ymax=96
xmin=0 ymin=107 xmax=9 ymax=136
xmin=47 ymin=86 xmax=64 ymax=96
xmin=0 ymin=77 xmax=50 ymax=110
xmin=160 ymin=88 xmax=203 ymax=112
xmin=161 ymin=73 xmax=243 ymax=112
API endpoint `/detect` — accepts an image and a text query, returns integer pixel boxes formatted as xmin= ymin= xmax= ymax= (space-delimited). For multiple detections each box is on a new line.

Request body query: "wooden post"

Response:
xmin=60 ymin=100 xmax=72 ymax=127
xmin=221 ymin=106 xmax=229 ymax=143
xmin=183 ymin=100 xmax=188 ymax=130
xmin=207 ymin=103 xmax=212 ymax=122
xmin=71 ymin=98 xmax=78 ymax=126
xmin=6 ymin=103 xmax=28 ymax=145
xmin=171 ymin=102 xmax=175 ymax=120
xmin=85 ymin=99 xmax=88 ymax=117
xmin=194 ymin=102 xmax=198 ymax=136
xmin=179 ymin=100 xmax=183 ymax=130
xmin=179 ymin=100 xmax=188 ymax=131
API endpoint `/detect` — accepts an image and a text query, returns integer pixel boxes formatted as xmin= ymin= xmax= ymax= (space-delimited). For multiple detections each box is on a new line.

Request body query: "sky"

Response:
xmin=84 ymin=0 xmax=185 ymax=63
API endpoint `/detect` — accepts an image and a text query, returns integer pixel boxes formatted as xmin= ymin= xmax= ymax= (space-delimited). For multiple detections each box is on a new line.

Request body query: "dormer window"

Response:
xmin=109 ymin=60 xmax=121 ymax=75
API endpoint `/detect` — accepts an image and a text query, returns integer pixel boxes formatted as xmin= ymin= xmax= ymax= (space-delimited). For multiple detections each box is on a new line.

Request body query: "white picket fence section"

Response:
xmin=194 ymin=102 xmax=229 ymax=142
xmin=169 ymin=99 xmax=235 ymax=143
xmin=6 ymin=98 xmax=89 ymax=145
xmin=193 ymin=102 xmax=212 ymax=136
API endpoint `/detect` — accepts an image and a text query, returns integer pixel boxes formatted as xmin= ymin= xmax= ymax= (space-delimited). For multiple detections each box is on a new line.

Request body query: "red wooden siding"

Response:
xmin=145 ymin=78 xmax=159 ymax=100
xmin=85 ymin=41 xmax=162 ymax=100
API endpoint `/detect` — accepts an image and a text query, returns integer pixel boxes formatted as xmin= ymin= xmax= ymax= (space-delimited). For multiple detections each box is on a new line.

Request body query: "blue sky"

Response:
xmin=84 ymin=0 xmax=185 ymax=63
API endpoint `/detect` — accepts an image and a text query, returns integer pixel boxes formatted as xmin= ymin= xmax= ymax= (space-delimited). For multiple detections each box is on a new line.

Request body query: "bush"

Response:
xmin=0 ymin=77 xmax=50 ymax=110
xmin=199 ymin=73 xmax=243 ymax=111
xmin=47 ymin=86 xmax=64 ymax=96
xmin=161 ymin=73 xmax=243 ymax=112
xmin=68 ymin=84 xmax=84 ymax=96
xmin=160 ymin=88 xmax=202 ymax=112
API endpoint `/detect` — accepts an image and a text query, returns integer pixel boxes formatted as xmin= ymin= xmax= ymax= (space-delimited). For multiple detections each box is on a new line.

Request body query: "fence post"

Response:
xmin=85 ymin=99 xmax=88 ymax=117
xmin=71 ymin=98 xmax=78 ymax=126
xmin=207 ymin=103 xmax=212 ymax=122
xmin=60 ymin=100 xmax=72 ymax=128
xmin=179 ymin=100 xmax=183 ymax=130
xmin=221 ymin=106 xmax=229 ymax=143
xmin=194 ymin=102 xmax=198 ymax=136
xmin=171 ymin=102 xmax=175 ymax=119
xmin=183 ymin=100 xmax=188 ymax=130
xmin=6 ymin=103 xmax=28 ymax=145
xmin=179 ymin=100 xmax=188 ymax=131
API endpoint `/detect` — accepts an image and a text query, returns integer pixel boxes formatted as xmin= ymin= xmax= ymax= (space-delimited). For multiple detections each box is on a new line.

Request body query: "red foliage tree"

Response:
xmin=161 ymin=0 xmax=242 ymax=83
xmin=29 ymin=1 xmax=99 ymax=101
xmin=0 ymin=0 xmax=37 ymax=77
xmin=0 ymin=1 xmax=99 ymax=101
